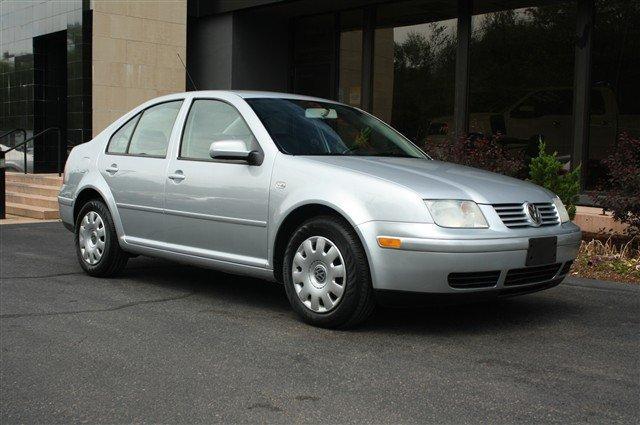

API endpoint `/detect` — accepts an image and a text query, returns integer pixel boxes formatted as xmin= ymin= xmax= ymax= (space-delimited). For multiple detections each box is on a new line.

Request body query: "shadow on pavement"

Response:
xmin=120 ymin=256 xmax=583 ymax=335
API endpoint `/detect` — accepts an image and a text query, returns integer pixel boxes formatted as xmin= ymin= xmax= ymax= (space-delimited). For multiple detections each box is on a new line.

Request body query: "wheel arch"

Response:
xmin=73 ymin=187 xmax=106 ymax=223
xmin=71 ymin=177 xmax=124 ymax=241
xmin=271 ymin=203 xmax=369 ymax=283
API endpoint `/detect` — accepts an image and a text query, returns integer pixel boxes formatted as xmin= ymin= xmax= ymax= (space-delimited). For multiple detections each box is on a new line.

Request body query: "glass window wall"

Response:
xmin=338 ymin=10 xmax=363 ymax=108
xmin=469 ymin=3 xmax=577 ymax=163
xmin=373 ymin=18 xmax=457 ymax=145
xmin=587 ymin=0 xmax=640 ymax=189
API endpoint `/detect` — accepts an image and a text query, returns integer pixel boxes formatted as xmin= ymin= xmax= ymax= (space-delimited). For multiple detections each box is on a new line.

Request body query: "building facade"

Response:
xmin=0 ymin=0 xmax=186 ymax=172
xmin=1 ymin=0 xmax=638 ymax=197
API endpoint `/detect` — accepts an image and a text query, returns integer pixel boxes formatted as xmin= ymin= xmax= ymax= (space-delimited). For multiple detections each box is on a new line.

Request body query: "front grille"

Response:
xmin=559 ymin=260 xmax=573 ymax=275
xmin=493 ymin=203 xmax=559 ymax=228
xmin=448 ymin=270 xmax=500 ymax=288
xmin=504 ymin=263 xmax=562 ymax=286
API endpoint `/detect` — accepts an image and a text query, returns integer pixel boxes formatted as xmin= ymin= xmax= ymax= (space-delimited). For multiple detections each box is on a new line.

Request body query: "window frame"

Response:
xmin=177 ymin=97 xmax=262 ymax=164
xmin=104 ymin=99 xmax=185 ymax=159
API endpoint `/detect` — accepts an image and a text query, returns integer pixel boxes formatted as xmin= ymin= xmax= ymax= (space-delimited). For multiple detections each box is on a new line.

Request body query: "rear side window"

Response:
xmin=180 ymin=99 xmax=256 ymax=160
xmin=107 ymin=114 xmax=140 ymax=154
xmin=128 ymin=101 xmax=183 ymax=157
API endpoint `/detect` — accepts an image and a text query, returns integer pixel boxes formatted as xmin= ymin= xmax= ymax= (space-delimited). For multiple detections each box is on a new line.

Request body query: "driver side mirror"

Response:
xmin=209 ymin=140 xmax=263 ymax=165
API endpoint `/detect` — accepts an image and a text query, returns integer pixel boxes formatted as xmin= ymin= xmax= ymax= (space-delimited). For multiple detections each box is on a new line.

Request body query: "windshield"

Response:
xmin=246 ymin=98 xmax=427 ymax=158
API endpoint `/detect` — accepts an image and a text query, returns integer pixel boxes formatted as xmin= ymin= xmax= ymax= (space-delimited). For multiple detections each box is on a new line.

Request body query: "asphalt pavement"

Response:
xmin=1 ymin=222 xmax=638 ymax=424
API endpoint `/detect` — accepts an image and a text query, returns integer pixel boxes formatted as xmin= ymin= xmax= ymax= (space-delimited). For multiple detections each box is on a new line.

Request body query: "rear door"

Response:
xmin=98 ymin=100 xmax=184 ymax=242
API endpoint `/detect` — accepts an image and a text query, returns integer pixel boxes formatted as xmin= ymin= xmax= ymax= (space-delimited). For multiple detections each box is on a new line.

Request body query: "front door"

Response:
xmin=99 ymin=100 xmax=184 ymax=242
xmin=163 ymin=98 xmax=271 ymax=268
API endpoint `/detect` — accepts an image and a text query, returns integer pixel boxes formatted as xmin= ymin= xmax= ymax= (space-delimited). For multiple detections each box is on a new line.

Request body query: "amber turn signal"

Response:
xmin=377 ymin=237 xmax=402 ymax=249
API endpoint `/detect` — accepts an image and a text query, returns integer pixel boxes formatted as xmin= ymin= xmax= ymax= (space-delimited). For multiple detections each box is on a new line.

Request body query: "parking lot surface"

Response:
xmin=1 ymin=222 xmax=639 ymax=423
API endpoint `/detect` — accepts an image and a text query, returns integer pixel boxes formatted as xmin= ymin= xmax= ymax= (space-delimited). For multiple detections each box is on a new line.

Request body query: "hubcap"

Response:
xmin=79 ymin=211 xmax=106 ymax=265
xmin=292 ymin=236 xmax=346 ymax=313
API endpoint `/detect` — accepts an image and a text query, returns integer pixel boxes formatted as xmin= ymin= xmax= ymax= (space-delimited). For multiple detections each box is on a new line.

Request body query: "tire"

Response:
xmin=282 ymin=215 xmax=375 ymax=328
xmin=75 ymin=199 xmax=128 ymax=277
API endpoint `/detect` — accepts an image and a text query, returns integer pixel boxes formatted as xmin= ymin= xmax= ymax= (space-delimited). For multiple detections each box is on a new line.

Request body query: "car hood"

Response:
xmin=302 ymin=156 xmax=555 ymax=204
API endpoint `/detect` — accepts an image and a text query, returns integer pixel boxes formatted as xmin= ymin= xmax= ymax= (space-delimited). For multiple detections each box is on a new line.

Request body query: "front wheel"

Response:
xmin=282 ymin=216 xmax=375 ymax=328
xmin=75 ymin=200 xmax=128 ymax=277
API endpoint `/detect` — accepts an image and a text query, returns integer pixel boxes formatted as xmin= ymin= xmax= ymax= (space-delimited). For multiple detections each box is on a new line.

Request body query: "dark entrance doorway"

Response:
xmin=33 ymin=30 xmax=67 ymax=173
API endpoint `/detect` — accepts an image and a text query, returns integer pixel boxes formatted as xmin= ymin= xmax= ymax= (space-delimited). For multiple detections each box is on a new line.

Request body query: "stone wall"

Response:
xmin=91 ymin=0 xmax=186 ymax=135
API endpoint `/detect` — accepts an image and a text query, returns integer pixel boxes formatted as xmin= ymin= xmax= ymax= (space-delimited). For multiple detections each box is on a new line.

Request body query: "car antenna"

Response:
xmin=177 ymin=52 xmax=198 ymax=91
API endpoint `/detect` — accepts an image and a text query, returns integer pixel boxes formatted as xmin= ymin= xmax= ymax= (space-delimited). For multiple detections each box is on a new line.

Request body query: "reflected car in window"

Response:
xmin=428 ymin=86 xmax=638 ymax=166
xmin=58 ymin=91 xmax=581 ymax=328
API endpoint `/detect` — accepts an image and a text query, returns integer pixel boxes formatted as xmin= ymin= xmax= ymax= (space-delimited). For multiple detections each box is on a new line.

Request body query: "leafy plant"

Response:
xmin=528 ymin=141 xmax=580 ymax=219
xmin=431 ymin=135 xmax=526 ymax=178
xmin=595 ymin=132 xmax=640 ymax=236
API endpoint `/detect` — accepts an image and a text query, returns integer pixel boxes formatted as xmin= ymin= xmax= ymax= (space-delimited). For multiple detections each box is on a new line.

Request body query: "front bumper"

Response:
xmin=357 ymin=220 xmax=581 ymax=295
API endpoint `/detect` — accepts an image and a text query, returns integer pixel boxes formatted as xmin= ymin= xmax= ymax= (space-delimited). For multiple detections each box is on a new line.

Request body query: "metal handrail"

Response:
xmin=0 ymin=128 xmax=26 ymax=142
xmin=1 ymin=127 xmax=63 ymax=219
xmin=0 ymin=129 xmax=28 ymax=174
xmin=2 ymin=126 xmax=63 ymax=176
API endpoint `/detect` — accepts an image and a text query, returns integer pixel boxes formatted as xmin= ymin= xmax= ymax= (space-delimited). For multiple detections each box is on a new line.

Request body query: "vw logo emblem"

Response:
xmin=313 ymin=265 xmax=327 ymax=283
xmin=524 ymin=202 xmax=542 ymax=227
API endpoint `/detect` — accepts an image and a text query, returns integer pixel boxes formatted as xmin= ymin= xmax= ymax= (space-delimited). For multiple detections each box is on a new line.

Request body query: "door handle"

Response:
xmin=168 ymin=171 xmax=185 ymax=182
xmin=105 ymin=164 xmax=118 ymax=174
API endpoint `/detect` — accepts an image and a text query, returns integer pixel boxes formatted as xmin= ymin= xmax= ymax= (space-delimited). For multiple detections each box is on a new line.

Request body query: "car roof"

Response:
xmin=180 ymin=90 xmax=339 ymax=104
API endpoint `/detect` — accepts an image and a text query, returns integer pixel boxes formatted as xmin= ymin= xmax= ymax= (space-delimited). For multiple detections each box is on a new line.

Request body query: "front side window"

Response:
xmin=246 ymin=98 xmax=426 ymax=158
xmin=128 ymin=101 xmax=183 ymax=157
xmin=181 ymin=99 xmax=256 ymax=160
xmin=107 ymin=114 xmax=140 ymax=154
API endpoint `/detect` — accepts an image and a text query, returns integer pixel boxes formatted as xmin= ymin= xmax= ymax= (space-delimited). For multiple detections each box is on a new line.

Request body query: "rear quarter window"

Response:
xmin=106 ymin=114 xmax=140 ymax=154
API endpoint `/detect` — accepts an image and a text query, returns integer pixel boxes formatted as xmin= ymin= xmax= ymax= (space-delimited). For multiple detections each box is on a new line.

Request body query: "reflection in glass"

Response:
xmin=373 ymin=19 xmax=457 ymax=145
xmin=247 ymin=98 xmax=426 ymax=158
xmin=587 ymin=0 xmax=640 ymax=189
xmin=469 ymin=4 xmax=576 ymax=163
xmin=469 ymin=2 xmax=576 ymax=166
xmin=292 ymin=14 xmax=335 ymax=99
xmin=338 ymin=11 xmax=363 ymax=108
xmin=0 ymin=0 xmax=88 ymax=172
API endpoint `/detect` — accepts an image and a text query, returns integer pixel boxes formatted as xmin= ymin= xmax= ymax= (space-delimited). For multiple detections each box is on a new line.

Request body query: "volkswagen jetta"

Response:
xmin=58 ymin=91 xmax=581 ymax=328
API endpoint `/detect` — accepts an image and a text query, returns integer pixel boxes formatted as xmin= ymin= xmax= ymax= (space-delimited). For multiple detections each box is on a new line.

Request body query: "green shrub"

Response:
xmin=529 ymin=141 xmax=580 ymax=219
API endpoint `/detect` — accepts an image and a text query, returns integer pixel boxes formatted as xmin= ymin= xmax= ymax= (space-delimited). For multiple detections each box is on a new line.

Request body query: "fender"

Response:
xmin=73 ymin=170 xmax=126 ymax=244
xmin=266 ymin=155 xmax=429 ymax=268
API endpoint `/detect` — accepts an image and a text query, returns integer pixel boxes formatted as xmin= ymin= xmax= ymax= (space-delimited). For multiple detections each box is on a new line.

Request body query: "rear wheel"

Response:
xmin=283 ymin=216 xmax=375 ymax=328
xmin=75 ymin=200 xmax=128 ymax=277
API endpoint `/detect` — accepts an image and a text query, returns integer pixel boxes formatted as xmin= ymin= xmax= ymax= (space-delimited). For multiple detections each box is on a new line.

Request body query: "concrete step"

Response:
xmin=6 ymin=202 xmax=59 ymax=220
xmin=5 ymin=191 xmax=59 ymax=209
xmin=6 ymin=181 xmax=60 ymax=197
xmin=5 ymin=172 xmax=62 ymax=187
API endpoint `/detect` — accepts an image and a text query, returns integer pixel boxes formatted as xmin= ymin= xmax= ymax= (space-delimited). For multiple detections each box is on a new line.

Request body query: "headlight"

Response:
xmin=424 ymin=200 xmax=488 ymax=228
xmin=552 ymin=196 xmax=570 ymax=223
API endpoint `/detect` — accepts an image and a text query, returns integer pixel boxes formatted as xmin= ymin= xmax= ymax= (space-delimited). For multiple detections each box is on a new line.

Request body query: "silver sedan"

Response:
xmin=58 ymin=91 xmax=581 ymax=328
